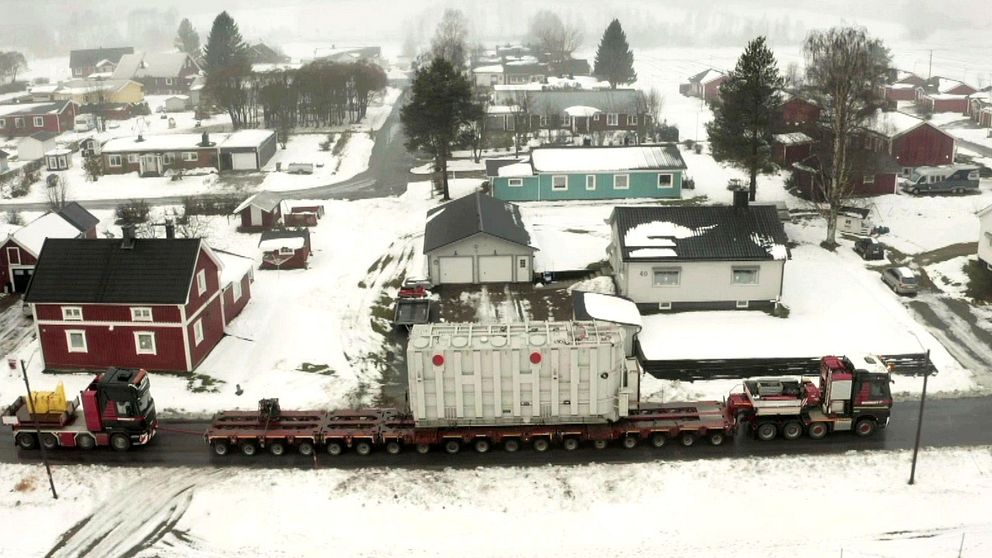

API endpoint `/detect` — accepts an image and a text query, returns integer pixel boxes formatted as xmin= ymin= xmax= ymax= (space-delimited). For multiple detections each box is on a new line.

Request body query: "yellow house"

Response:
xmin=54 ymin=79 xmax=145 ymax=106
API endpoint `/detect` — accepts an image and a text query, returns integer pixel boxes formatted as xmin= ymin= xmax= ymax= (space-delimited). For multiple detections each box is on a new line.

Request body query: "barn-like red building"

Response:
xmin=791 ymin=150 xmax=901 ymax=200
xmin=862 ymin=110 xmax=955 ymax=174
xmin=780 ymin=96 xmax=820 ymax=127
xmin=234 ymin=191 xmax=282 ymax=230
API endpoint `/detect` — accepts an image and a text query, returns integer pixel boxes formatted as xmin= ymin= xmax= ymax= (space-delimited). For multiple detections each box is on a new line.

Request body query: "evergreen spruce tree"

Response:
xmin=593 ymin=19 xmax=636 ymax=89
xmin=706 ymin=36 xmax=783 ymax=201
xmin=203 ymin=12 xmax=251 ymax=128
xmin=174 ymin=18 xmax=200 ymax=55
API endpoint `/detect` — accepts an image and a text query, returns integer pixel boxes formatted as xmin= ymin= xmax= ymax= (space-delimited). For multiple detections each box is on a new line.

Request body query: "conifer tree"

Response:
xmin=174 ymin=18 xmax=200 ymax=55
xmin=593 ymin=19 xmax=636 ymax=89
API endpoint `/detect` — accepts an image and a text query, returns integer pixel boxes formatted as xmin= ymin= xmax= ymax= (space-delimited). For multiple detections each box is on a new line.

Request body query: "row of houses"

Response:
xmin=70 ymin=47 xmax=202 ymax=95
xmin=99 ymin=130 xmax=278 ymax=176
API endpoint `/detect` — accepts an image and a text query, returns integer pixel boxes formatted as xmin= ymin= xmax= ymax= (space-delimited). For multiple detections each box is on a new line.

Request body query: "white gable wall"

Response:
xmin=979 ymin=211 xmax=992 ymax=270
xmin=426 ymin=233 xmax=534 ymax=285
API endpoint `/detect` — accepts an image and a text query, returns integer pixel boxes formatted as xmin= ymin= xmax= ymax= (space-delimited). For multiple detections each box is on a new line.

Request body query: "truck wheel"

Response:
xmin=240 ymin=442 xmax=257 ymax=456
xmin=651 ymin=433 xmax=666 ymax=448
xmin=532 ymin=438 xmax=550 ymax=452
xmin=593 ymin=440 xmax=608 ymax=450
xmin=473 ymin=439 xmax=490 ymax=453
xmin=562 ymin=438 xmax=579 ymax=451
xmin=297 ymin=441 xmax=314 ymax=456
xmin=76 ymin=434 xmax=96 ymax=450
xmin=782 ymin=422 xmax=803 ymax=440
xmin=855 ymin=418 xmax=877 ymax=437
xmin=268 ymin=441 xmax=286 ymax=456
xmin=807 ymin=422 xmax=828 ymax=439
xmin=444 ymin=440 xmax=461 ymax=454
xmin=110 ymin=433 xmax=132 ymax=452
xmin=416 ymin=444 xmax=431 ymax=454
xmin=212 ymin=441 xmax=230 ymax=456
xmin=503 ymin=439 xmax=520 ymax=452
xmin=621 ymin=436 xmax=638 ymax=449
xmin=355 ymin=441 xmax=373 ymax=455
xmin=15 ymin=433 xmax=37 ymax=450
xmin=326 ymin=441 xmax=344 ymax=456
xmin=40 ymin=433 xmax=59 ymax=450
xmin=708 ymin=432 xmax=725 ymax=446
xmin=954 ymin=188 xmax=963 ymax=194
xmin=386 ymin=441 xmax=402 ymax=455
xmin=756 ymin=422 xmax=777 ymax=441
xmin=681 ymin=433 xmax=696 ymax=447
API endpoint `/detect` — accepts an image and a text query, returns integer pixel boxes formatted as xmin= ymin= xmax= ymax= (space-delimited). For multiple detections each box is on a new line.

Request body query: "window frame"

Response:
xmin=585 ymin=175 xmax=596 ymax=191
xmin=14 ymin=117 xmax=25 ymax=128
xmin=863 ymin=174 xmax=875 ymax=184
xmin=108 ymin=154 xmax=123 ymax=167
xmin=130 ymin=307 xmax=153 ymax=322
xmin=193 ymin=319 xmax=204 ymax=345
xmin=0 ymin=118 xmax=6 ymax=128
xmin=627 ymin=115 xmax=638 ymax=126
xmin=182 ymin=151 xmax=198 ymax=162
xmin=507 ymin=178 xmax=523 ymax=188
xmin=127 ymin=153 xmax=139 ymax=164
xmin=232 ymin=278 xmax=243 ymax=301
xmin=561 ymin=114 xmax=571 ymax=127
xmin=33 ymin=116 xmax=44 ymax=128
xmin=613 ymin=174 xmax=629 ymax=190
xmin=6 ymin=247 xmax=20 ymax=265
xmin=539 ymin=115 xmax=548 ymax=127
xmin=196 ymin=269 xmax=207 ymax=296
xmin=657 ymin=173 xmax=674 ymax=189
xmin=551 ymin=175 xmax=568 ymax=191
xmin=731 ymin=266 xmax=760 ymax=285
xmin=163 ymin=152 xmax=176 ymax=165
xmin=652 ymin=268 xmax=681 ymax=287
xmin=607 ymin=113 xmax=619 ymax=126
xmin=134 ymin=331 xmax=157 ymax=355
xmin=62 ymin=306 xmax=83 ymax=321
xmin=66 ymin=330 xmax=88 ymax=353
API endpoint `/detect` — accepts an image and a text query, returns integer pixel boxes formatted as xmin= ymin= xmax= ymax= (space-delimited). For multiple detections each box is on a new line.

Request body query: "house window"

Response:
xmin=658 ymin=173 xmax=674 ymax=188
xmin=593 ymin=113 xmax=601 ymax=122
xmin=131 ymin=307 xmax=153 ymax=321
xmin=62 ymin=306 xmax=83 ymax=321
xmin=182 ymin=152 xmax=198 ymax=161
xmin=6 ymin=247 xmax=20 ymax=265
xmin=14 ymin=117 xmax=24 ymax=128
xmin=508 ymin=178 xmax=523 ymax=188
xmin=196 ymin=269 xmax=207 ymax=296
xmin=585 ymin=175 xmax=596 ymax=191
xmin=47 ymin=156 xmax=57 ymax=168
xmin=736 ymin=300 xmax=750 ymax=309
xmin=193 ymin=319 xmax=204 ymax=345
xmin=108 ymin=154 xmax=123 ymax=167
xmin=540 ymin=115 xmax=548 ymax=127
xmin=627 ymin=115 xmax=638 ymax=126
xmin=58 ymin=155 xmax=67 ymax=168
xmin=66 ymin=330 xmax=88 ymax=353
xmin=0 ymin=118 xmax=5 ymax=127
xmin=732 ymin=267 xmax=759 ymax=285
xmin=561 ymin=114 xmax=571 ymax=127
xmin=33 ymin=116 xmax=44 ymax=128
xmin=127 ymin=154 xmax=139 ymax=164
xmin=614 ymin=174 xmax=629 ymax=189
xmin=232 ymin=278 xmax=243 ymax=301
xmin=163 ymin=152 xmax=175 ymax=165
xmin=607 ymin=113 xmax=619 ymax=126
xmin=279 ymin=247 xmax=295 ymax=255
xmin=551 ymin=175 xmax=568 ymax=191
xmin=863 ymin=174 xmax=875 ymax=184
xmin=519 ymin=258 xmax=527 ymax=268
xmin=653 ymin=268 xmax=681 ymax=287
xmin=165 ymin=77 xmax=174 ymax=86
xmin=134 ymin=332 xmax=157 ymax=355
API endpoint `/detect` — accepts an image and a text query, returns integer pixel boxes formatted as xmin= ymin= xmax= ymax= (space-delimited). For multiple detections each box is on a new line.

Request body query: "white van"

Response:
xmin=73 ymin=114 xmax=96 ymax=132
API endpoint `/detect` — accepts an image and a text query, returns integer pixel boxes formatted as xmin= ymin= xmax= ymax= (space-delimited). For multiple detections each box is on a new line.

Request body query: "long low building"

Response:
xmin=100 ymin=130 xmax=277 ymax=176
xmin=0 ymin=101 xmax=76 ymax=137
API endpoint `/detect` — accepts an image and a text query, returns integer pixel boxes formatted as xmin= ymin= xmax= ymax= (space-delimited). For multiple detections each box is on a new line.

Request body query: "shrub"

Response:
xmin=332 ymin=131 xmax=352 ymax=156
xmin=115 ymin=199 xmax=150 ymax=225
xmin=5 ymin=209 xmax=24 ymax=226
xmin=182 ymin=195 xmax=240 ymax=216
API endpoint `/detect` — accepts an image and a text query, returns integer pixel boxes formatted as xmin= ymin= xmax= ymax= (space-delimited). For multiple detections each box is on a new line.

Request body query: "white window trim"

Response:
xmin=165 ymin=77 xmax=174 ymax=86
xmin=614 ymin=174 xmax=630 ymax=190
xmin=193 ymin=318 xmax=204 ymax=345
xmin=507 ymin=178 xmax=523 ymax=187
xmin=607 ymin=113 xmax=619 ymax=126
xmin=232 ymin=278 xmax=243 ymax=301
xmin=561 ymin=114 xmax=571 ymax=127
xmin=66 ymin=329 xmax=88 ymax=353
xmin=196 ymin=269 xmax=207 ymax=296
xmin=62 ymin=306 xmax=83 ymax=321
xmin=732 ymin=267 xmax=760 ymax=285
xmin=14 ymin=117 xmax=25 ymax=128
xmin=551 ymin=175 xmax=568 ymax=191
xmin=652 ymin=268 xmax=681 ymax=287
xmin=134 ymin=331 xmax=157 ymax=355
xmin=131 ymin=307 xmax=153 ymax=322
xmin=108 ymin=154 xmax=122 ymax=167
xmin=658 ymin=173 xmax=674 ymax=189
xmin=585 ymin=175 xmax=596 ymax=191
xmin=736 ymin=300 xmax=750 ymax=309
xmin=33 ymin=116 xmax=44 ymax=127
xmin=182 ymin=152 xmax=198 ymax=161
xmin=279 ymin=247 xmax=295 ymax=255
xmin=628 ymin=115 xmax=638 ymax=125
xmin=593 ymin=113 xmax=601 ymax=122
xmin=658 ymin=301 xmax=672 ymax=311
xmin=539 ymin=115 xmax=548 ymax=127
xmin=127 ymin=153 xmax=139 ymax=163
xmin=0 ymin=118 xmax=6 ymax=127
xmin=863 ymin=174 xmax=875 ymax=184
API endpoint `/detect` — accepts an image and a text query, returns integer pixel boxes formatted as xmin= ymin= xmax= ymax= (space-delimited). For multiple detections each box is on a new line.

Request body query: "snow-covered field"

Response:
xmin=260 ymin=131 xmax=374 ymax=192
xmin=3 ymin=447 xmax=991 ymax=557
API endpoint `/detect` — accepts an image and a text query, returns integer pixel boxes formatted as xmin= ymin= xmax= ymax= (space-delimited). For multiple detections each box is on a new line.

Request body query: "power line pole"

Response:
xmin=18 ymin=360 xmax=58 ymax=500
xmin=908 ymin=350 xmax=931 ymax=485
xmin=928 ymin=49 xmax=933 ymax=79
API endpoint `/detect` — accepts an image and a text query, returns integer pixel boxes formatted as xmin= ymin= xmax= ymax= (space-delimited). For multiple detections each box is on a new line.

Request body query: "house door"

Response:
xmin=139 ymin=154 xmax=163 ymax=176
xmin=516 ymin=256 xmax=531 ymax=281
xmin=12 ymin=268 xmax=33 ymax=293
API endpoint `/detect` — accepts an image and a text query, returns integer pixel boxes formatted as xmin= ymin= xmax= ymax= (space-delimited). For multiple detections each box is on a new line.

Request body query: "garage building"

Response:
xmin=424 ymin=192 xmax=536 ymax=285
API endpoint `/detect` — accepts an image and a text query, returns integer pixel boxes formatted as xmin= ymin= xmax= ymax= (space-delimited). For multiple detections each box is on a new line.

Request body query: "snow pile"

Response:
xmin=582 ymin=292 xmax=642 ymax=327
xmin=629 ymin=248 xmax=677 ymax=258
xmin=567 ymin=276 xmax=616 ymax=294
xmin=926 ymin=255 xmax=973 ymax=298
xmin=624 ymin=221 xmax=713 ymax=247
xmin=751 ymin=232 xmax=789 ymax=261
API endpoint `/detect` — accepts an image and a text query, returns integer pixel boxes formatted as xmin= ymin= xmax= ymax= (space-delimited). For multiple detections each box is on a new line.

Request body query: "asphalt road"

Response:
xmin=3 ymin=396 xmax=989 ymax=471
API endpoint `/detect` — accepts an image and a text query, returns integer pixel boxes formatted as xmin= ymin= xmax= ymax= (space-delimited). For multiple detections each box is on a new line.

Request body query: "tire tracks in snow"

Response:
xmin=909 ymin=293 xmax=992 ymax=389
xmin=45 ymin=468 xmax=224 ymax=558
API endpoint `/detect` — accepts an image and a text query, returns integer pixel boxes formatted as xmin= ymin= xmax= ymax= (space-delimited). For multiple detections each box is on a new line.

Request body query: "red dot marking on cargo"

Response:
xmin=432 ymin=355 xmax=444 ymax=366
xmin=530 ymin=352 xmax=542 ymax=364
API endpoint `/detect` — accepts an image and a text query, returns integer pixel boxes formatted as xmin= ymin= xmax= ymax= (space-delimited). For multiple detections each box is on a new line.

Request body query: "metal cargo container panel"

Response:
xmin=407 ymin=322 xmax=637 ymax=427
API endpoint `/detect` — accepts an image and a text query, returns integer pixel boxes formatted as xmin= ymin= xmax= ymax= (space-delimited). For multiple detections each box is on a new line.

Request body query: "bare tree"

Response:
xmin=803 ymin=26 xmax=890 ymax=247
xmin=46 ymin=174 xmax=71 ymax=211
xmin=430 ymin=9 xmax=469 ymax=69
xmin=636 ymin=88 xmax=664 ymax=141
xmin=528 ymin=11 xmax=582 ymax=72
xmin=511 ymin=91 xmax=533 ymax=156
xmin=783 ymin=61 xmax=804 ymax=90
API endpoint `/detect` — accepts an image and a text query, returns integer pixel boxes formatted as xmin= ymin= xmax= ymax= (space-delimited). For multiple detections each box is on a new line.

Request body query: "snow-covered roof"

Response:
xmin=215 ymin=250 xmax=254 ymax=287
xmin=487 ymin=105 xmax=520 ymax=115
xmin=45 ymin=148 xmax=71 ymax=156
xmin=113 ymin=52 xmax=198 ymax=80
xmin=530 ymin=145 xmax=687 ymax=173
xmin=688 ymin=68 xmax=725 ymax=84
xmin=0 ymin=101 xmax=69 ymax=117
xmin=259 ymin=237 xmax=305 ymax=251
xmin=473 ymin=64 xmax=504 ymax=73
xmin=887 ymin=83 xmax=916 ymax=90
xmin=579 ymin=292 xmax=643 ymax=328
xmin=102 ymin=130 xmax=274 ymax=153
xmin=251 ymin=62 xmax=303 ymax=74
xmin=234 ymin=190 xmax=281 ymax=213
xmin=12 ymin=212 xmax=81 ymax=257
xmin=563 ymin=105 xmax=602 ymax=117
xmin=935 ymin=77 xmax=967 ymax=94
xmin=928 ymin=93 xmax=968 ymax=100
xmin=56 ymin=79 xmax=135 ymax=96
xmin=497 ymin=162 xmax=535 ymax=177
xmin=218 ymin=130 xmax=275 ymax=149
xmin=165 ymin=95 xmax=190 ymax=101
xmin=864 ymin=110 xmax=926 ymax=138
xmin=773 ymin=132 xmax=814 ymax=146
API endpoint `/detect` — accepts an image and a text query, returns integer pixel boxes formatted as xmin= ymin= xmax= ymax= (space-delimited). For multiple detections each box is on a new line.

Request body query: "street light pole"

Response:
xmin=908 ymin=350 xmax=931 ymax=485
xmin=19 ymin=360 xmax=58 ymax=499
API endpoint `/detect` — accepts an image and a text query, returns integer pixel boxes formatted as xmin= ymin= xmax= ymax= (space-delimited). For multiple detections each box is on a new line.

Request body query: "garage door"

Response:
xmin=231 ymin=152 xmax=258 ymax=170
xmin=478 ymin=255 xmax=513 ymax=283
xmin=438 ymin=256 xmax=473 ymax=284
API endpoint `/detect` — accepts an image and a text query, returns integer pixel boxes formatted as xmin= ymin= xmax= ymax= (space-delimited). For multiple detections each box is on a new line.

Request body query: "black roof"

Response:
xmin=24 ymin=238 xmax=203 ymax=304
xmin=0 ymin=149 xmax=8 ymax=157
xmin=484 ymin=158 xmax=522 ymax=178
xmin=29 ymin=131 xmax=59 ymax=141
xmin=611 ymin=205 xmax=789 ymax=262
xmin=57 ymin=202 xmax=99 ymax=233
xmin=258 ymin=228 xmax=310 ymax=245
xmin=69 ymin=47 xmax=134 ymax=69
xmin=424 ymin=192 xmax=532 ymax=253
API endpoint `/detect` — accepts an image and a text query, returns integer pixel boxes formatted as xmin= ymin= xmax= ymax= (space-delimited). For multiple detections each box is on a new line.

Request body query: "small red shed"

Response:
xmin=258 ymin=229 xmax=311 ymax=270
xmin=234 ymin=191 xmax=283 ymax=230
xmin=772 ymin=132 xmax=815 ymax=165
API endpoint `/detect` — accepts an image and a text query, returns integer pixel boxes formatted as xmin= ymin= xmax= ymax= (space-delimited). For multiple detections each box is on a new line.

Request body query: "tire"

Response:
xmin=807 ymin=422 xmax=829 ymax=440
xmin=708 ymin=432 xmax=725 ymax=446
xmin=40 ymin=433 xmax=59 ymax=450
xmin=240 ymin=442 xmax=257 ymax=456
xmin=416 ymin=444 xmax=431 ymax=454
xmin=297 ymin=441 xmax=314 ymax=456
xmin=444 ymin=440 xmax=461 ymax=454
xmin=681 ymin=433 xmax=696 ymax=447
xmin=651 ymin=433 xmax=667 ymax=448
xmin=110 ymin=433 xmax=132 ymax=452
xmin=503 ymin=439 xmax=520 ymax=452
xmin=532 ymin=438 xmax=550 ymax=452
xmin=386 ymin=441 xmax=402 ymax=455
xmin=593 ymin=440 xmax=608 ymax=450
xmin=621 ymin=435 xmax=638 ymax=449
xmin=855 ymin=418 xmax=877 ymax=437
xmin=76 ymin=434 xmax=96 ymax=450
xmin=355 ymin=441 xmax=373 ymax=455
xmin=756 ymin=422 xmax=777 ymax=441
xmin=326 ymin=441 xmax=344 ymax=456
xmin=473 ymin=439 xmax=490 ymax=454
xmin=782 ymin=422 xmax=803 ymax=440
xmin=212 ymin=440 xmax=229 ymax=456
xmin=15 ymin=433 xmax=37 ymax=450
xmin=268 ymin=441 xmax=285 ymax=456
xmin=562 ymin=438 xmax=579 ymax=451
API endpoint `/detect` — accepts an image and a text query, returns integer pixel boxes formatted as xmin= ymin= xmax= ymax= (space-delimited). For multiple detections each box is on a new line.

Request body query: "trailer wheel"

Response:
xmin=708 ymin=432 xmax=725 ymax=446
xmin=386 ymin=441 xmax=402 ymax=455
xmin=681 ymin=433 xmax=696 ymax=447
xmin=473 ymin=439 xmax=490 ymax=454
xmin=212 ymin=440 xmax=229 ymax=456
xmin=240 ymin=442 xmax=257 ymax=456
xmin=40 ymin=433 xmax=59 ymax=450
xmin=76 ymin=434 xmax=96 ymax=450
xmin=807 ymin=422 xmax=828 ymax=439
xmin=650 ymin=433 xmax=666 ymax=448
xmin=416 ymin=444 xmax=431 ymax=454
xmin=782 ymin=421 xmax=803 ymax=440
xmin=562 ymin=438 xmax=579 ymax=451
xmin=503 ymin=439 xmax=520 ymax=452
xmin=355 ymin=441 xmax=373 ymax=456
xmin=756 ymin=422 xmax=777 ymax=441
xmin=855 ymin=418 xmax=877 ymax=437
xmin=593 ymin=440 xmax=608 ymax=450
xmin=444 ymin=440 xmax=461 ymax=454
xmin=297 ymin=441 xmax=314 ymax=456
xmin=268 ymin=441 xmax=286 ymax=456
xmin=621 ymin=435 xmax=638 ymax=449
xmin=15 ymin=433 xmax=37 ymax=450
xmin=326 ymin=441 xmax=344 ymax=456
xmin=532 ymin=438 xmax=550 ymax=452
xmin=110 ymin=433 xmax=132 ymax=452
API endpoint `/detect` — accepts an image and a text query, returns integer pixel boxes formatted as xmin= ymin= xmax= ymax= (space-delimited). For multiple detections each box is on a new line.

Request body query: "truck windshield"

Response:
xmin=136 ymin=377 xmax=153 ymax=413
xmin=910 ymin=173 xmax=924 ymax=184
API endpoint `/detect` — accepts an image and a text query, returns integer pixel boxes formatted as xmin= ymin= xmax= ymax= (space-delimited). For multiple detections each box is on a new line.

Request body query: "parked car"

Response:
xmin=881 ymin=266 xmax=919 ymax=295
xmin=902 ymin=165 xmax=980 ymax=195
xmin=286 ymin=162 xmax=314 ymax=175
xmin=854 ymin=237 xmax=885 ymax=260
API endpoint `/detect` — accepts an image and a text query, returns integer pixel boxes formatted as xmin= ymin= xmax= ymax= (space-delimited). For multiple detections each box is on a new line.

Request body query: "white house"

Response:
xmin=979 ymin=204 xmax=992 ymax=271
xmin=608 ymin=196 xmax=790 ymax=312
xmin=17 ymin=131 xmax=59 ymax=161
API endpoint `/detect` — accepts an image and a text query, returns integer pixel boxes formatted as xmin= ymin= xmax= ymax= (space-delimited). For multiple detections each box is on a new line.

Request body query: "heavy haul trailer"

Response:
xmin=2 ymin=368 xmax=157 ymax=451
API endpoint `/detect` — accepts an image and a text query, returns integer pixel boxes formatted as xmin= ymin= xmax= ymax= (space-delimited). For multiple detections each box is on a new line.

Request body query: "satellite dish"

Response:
xmin=46 ymin=174 xmax=60 ymax=188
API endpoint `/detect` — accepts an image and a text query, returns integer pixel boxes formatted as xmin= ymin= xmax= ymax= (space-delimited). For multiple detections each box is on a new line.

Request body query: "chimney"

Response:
xmin=135 ymin=134 xmax=144 ymax=143
xmin=121 ymin=224 xmax=136 ymax=249
xmin=733 ymin=188 xmax=749 ymax=210
xmin=200 ymin=132 xmax=210 ymax=146
xmin=164 ymin=219 xmax=175 ymax=239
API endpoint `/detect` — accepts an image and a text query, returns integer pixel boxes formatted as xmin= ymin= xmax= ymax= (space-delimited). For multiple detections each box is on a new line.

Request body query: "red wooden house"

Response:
xmin=215 ymin=250 xmax=254 ymax=325
xmin=258 ymin=229 xmax=311 ymax=270
xmin=969 ymin=92 xmax=992 ymax=127
xmin=234 ymin=191 xmax=282 ymax=230
xmin=0 ymin=101 xmax=76 ymax=138
xmin=862 ymin=110 xmax=955 ymax=174
xmin=772 ymin=132 xmax=815 ymax=165
xmin=24 ymin=232 xmax=237 ymax=373
xmin=0 ymin=203 xmax=98 ymax=293
xmin=780 ymin=96 xmax=820 ymax=127
xmin=791 ymin=150 xmax=901 ymax=200
xmin=880 ymin=70 xmax=925 ymax=102
xmin=681 ymin=69 xmax=727 ymax=101
xmin=915 ymin=77 xmax=977 ymax=113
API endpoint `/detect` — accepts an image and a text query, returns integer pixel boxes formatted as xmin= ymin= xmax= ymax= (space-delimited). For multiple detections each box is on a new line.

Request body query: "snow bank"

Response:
xmin=926 ymin=256 xmax=973 ymax=298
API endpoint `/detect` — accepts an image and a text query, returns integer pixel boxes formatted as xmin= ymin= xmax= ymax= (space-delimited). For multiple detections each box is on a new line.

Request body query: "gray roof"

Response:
xmin=28 ymin=131 xmax=59 ymax=142
xmin=57 ymin=202 xmax=99 ymax=233
xmin=234 ymin=191 xmax=281 ymax=214
xmin=423 ymin=192 xmax=533 ymax=253
xmin=494 ymin=89 xmax=640 ymax=114
xmin=258 ymin=228 xmax=310 ymax=246
xmin=484 ymin=158 xmax=524 ymax=178
xmin=530 ymin=144 xmax=686 ymax=173
xmin=69 ymin=47 xmax=134 ymax=70
xmin=113 ymin=52 xmax=198 ymax=80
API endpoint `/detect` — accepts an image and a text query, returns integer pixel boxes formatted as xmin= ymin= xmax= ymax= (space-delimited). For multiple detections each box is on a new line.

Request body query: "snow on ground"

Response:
xmin=363 ymin=86 xmax=403 ymax=132
xmin=926 ymin=255 xmax=974 ymax=298
xmin=261 ymin=132 xmax=374 ymax=192
xmin=3 ymin=447 xmax=991 ymax=557
xmin=411 ymin=158 xmax=486 ymax=175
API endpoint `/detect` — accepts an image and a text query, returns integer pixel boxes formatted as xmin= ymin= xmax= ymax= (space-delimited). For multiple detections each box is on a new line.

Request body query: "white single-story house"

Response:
xmin=18 ymin=131 xmax=59 ymax=161
xmin=979 ymin=204 xmax=992 ymax=271
xmin=423 ymin=192 xmax=536 ymax=285
xmin=45 ymin=148 xmax=72 ymax=171
xmin=608 ymin=196 xmax=790 ymax=312
xmin=163 ymin=95 xmax=191 ymax=112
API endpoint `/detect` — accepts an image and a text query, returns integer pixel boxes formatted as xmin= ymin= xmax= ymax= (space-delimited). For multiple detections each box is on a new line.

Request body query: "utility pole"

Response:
xmin=19 ymin=360 xmax=58 ymax=500
xmin=908 ymin=350 xmax=931 ymax=485
xmin=928 ymin=49 xmax=933 ymax=80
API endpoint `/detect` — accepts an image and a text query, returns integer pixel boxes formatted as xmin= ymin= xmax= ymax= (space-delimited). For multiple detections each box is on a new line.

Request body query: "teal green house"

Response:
xmin=490 ymin=145 xmax=687 ymax=202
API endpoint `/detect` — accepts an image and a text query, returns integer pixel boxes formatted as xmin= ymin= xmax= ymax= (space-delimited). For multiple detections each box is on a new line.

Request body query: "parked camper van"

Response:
xmin=903 ymin=165 xmax=980 ymax=195
xmin=73 ymin=113 xmax=96 ymax=132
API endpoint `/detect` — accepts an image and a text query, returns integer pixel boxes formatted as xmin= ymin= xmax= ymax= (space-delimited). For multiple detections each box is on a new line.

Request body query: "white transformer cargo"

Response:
xmin=407 ymin=321 xmax=639 ymax=427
